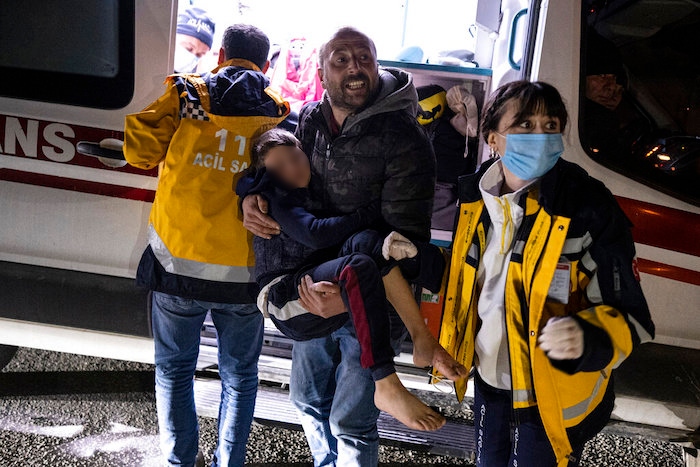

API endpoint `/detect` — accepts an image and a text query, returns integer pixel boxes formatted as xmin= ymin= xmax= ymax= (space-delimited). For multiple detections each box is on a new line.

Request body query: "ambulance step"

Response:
xmin=612 ymin=342 xmax=700 ymax=432
xmin=194 ymin=377 xmax=476 ymax=460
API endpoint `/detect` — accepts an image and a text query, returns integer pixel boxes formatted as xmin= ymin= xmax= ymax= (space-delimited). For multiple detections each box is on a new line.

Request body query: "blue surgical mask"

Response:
xmin=499 ymin=133 xmax=564 ymax=180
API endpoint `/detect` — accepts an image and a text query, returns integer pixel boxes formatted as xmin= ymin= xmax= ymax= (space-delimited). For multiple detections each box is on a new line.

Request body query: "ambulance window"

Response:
xmin=580 ymin=1 xmax=700 ymax=206
xmin=0 ymin=0 xmax=134 ymax=109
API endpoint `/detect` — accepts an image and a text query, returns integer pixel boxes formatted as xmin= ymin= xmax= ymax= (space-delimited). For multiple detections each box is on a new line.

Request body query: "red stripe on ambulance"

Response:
xmin=0 ymin=113 xmax=157 ymax=177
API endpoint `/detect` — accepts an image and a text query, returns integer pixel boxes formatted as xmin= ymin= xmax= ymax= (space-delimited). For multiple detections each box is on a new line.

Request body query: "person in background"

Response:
xmin=267 ymin=37 xmax=325 ymax=114
xmin=174 ymin=7 xmax=215 ymax=73
xmin=123 ymin=24 xmax=289 ymax=467
xmin=241 ymin=27 xmax=437 ymax=466
xmin=440 ymin=80 xmax=655 ymax=466
xmin=583 ymin=29 xmax=651 ymax=158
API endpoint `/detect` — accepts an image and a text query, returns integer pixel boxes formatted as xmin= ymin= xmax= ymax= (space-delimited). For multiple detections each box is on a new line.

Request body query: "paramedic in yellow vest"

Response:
xmin=123 ymin=24 xmax=289 ymax=467
xmin=439 ymin=81 xmax=655 ymax=467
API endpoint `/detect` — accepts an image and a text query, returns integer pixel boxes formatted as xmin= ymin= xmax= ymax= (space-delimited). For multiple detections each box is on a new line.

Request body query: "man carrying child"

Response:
xmin=241 ymin=27 xmax=461 ymax=466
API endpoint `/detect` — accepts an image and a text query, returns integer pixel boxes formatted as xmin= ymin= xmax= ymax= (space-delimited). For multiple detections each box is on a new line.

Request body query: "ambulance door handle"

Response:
xmin=76 ymin=138 xmax=127 ymax=168
xmin=508 ymin=8 xmax=528 ymax=71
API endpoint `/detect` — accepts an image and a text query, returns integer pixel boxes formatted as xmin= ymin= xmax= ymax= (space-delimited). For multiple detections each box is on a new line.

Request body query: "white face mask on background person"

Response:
xmin=174 ymin=46 xmax=200 ymax=73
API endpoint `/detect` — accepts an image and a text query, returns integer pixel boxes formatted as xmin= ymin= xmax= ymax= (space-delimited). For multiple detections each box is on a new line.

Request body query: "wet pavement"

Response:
xmin=0 ymin=347 xmax=691 ymax=466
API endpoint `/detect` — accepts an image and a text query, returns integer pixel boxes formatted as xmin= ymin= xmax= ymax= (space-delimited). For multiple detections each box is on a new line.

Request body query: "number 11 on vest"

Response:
xmin=191 ymin=129 xmax=249 ymax=173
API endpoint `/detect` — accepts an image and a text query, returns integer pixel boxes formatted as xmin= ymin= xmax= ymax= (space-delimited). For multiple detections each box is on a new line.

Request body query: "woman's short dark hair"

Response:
xmin=251 ymin=128 xmax=302 ymax=168
xmin=221 ymin=24 xmax=270 ymax=70
xmin=480 ymin=81 xmax=568 ymax=142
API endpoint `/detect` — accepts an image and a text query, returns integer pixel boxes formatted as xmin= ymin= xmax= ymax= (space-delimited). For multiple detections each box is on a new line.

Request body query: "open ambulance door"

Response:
xmin=526 ymin=0 xmax=700 ymax=350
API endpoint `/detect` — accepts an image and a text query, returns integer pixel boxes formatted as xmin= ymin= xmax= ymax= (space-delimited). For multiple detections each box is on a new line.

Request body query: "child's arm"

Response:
xmin=234 ymin=168 xmax=258 ymax=197
xmin=382 ymin=232 xmax=446 ymax=293
xmin=271 ymin=195 xmax=379 ymax=249
xmin=241 ymin=168 xmax=379 ymax=249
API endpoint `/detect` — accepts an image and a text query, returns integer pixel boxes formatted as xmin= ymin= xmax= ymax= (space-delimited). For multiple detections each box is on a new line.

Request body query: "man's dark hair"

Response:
xmin=251 ymin=128 xmax=302 ymax=169
xmin=221 ymin=24 xmax=270 ymax=70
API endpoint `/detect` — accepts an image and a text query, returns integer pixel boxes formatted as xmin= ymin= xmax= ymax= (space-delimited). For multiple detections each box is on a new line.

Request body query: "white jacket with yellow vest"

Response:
xmin=439 ymin=158 xmax=655 ymax=466
xmin=123 ymin=59 xmax=289 ymax=303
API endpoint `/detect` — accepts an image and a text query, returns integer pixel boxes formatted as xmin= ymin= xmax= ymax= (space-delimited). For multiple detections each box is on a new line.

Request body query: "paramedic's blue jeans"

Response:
xmin=290 ymin=320 xmax=381 ymax=467
xmin=151 ymin=292 xmax=263 ymax=467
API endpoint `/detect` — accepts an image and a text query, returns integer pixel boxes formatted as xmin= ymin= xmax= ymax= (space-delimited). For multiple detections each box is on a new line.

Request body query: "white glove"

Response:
xmin=382 ymin=231 xmax=418 ymax=261
xmin=538 ymin=317 xmax=584 ymax=360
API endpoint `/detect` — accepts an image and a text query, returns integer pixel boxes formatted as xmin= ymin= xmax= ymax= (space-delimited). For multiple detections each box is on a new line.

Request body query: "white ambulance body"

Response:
xmin=0 ymin=0 xmax=175 ymax=362
xmin=0 ymin=0 xmax=698 ymax=410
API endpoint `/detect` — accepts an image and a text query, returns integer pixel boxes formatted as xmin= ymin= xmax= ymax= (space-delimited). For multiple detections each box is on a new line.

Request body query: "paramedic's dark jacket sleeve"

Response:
xmin=540 ymin=160 xmax=654 ymax=375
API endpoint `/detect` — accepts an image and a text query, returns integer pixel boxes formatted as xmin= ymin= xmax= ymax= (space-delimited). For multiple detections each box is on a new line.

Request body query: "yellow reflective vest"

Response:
xmin=124 ymin=59 xmax=289 ymax=302
xmin=439 ymin=159 xmax=654 ymax=466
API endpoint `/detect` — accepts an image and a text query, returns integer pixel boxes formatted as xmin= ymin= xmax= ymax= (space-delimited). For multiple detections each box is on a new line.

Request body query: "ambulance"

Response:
xmin=0 ymin=0 xmax=698 ymax=443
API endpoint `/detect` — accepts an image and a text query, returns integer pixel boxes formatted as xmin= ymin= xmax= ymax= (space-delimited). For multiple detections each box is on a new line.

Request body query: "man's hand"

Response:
xmin=242 ymin=194 xmax=280 ymax=239
xmin=538 ymin=317 xmax=584 ymax=360
xmin=298 ymin=275 xmax=346 ymax=318
xmin=382 ymin=231 xmax=418 ymax=261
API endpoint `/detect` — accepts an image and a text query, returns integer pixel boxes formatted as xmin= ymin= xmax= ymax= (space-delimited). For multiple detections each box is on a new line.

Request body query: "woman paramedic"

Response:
xmin=438 ymin=80 xmax=655 ymax=466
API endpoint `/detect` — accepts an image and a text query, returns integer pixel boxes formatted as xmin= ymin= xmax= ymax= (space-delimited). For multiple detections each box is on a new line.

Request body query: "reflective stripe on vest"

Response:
xmin=562 ymin=370 xmax=606 ymax=421
xmin=149 ymin=224 xmax=254 ymax=283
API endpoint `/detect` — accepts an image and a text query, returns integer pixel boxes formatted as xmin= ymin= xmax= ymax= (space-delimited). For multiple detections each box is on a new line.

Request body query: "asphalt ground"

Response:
xmin=0 ymin=347 xmax=688 ymax=466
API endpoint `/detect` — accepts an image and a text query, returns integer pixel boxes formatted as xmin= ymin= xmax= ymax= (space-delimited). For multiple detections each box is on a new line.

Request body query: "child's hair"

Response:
xmin=251 ymin=128 xmax=302 ymax=169
xmin=480 ymin=80 xmax=569 ymax=143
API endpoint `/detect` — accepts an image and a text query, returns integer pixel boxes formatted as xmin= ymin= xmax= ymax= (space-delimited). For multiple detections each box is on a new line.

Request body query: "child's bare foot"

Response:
xmin=412 ymin=331 xmax=468 ymax=381
xmin=374 ymin=373 xmax=446 ymax=431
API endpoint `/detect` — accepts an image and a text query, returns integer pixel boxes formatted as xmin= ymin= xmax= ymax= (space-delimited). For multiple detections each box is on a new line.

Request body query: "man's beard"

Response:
xmin=327 ymin=73 xmax=375 ymax=113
